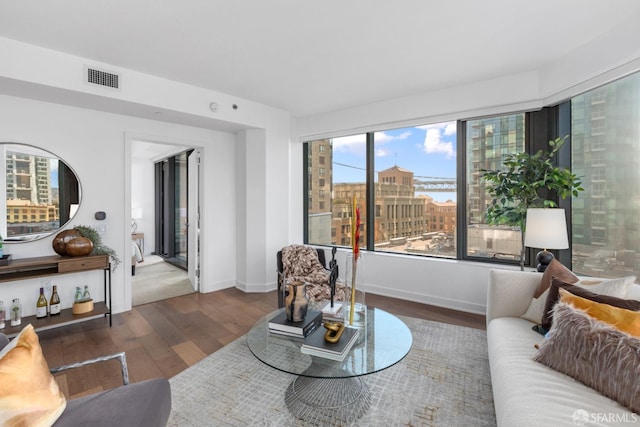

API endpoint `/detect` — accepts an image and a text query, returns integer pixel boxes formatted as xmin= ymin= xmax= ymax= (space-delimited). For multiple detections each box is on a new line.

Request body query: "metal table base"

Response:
xmin=285 ymin=373 xmax=372 ymax=425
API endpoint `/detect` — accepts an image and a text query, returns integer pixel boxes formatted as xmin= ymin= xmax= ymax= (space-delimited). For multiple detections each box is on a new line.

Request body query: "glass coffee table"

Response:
xmin=247 ymin=307 xmax=413 ymax=424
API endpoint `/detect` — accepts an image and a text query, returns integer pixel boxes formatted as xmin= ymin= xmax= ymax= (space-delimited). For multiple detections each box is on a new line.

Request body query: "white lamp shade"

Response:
xmin=524 ymin=208 xmax=569 ymax=250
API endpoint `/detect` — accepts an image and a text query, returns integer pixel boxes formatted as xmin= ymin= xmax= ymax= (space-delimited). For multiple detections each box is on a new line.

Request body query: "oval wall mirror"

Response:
xmin=1 ymin=143 xmax=81 ymax=243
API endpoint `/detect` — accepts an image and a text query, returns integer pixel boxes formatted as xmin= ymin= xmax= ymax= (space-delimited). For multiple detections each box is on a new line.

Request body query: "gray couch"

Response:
xmin=0 ymin=333 xmax=171 ymax=427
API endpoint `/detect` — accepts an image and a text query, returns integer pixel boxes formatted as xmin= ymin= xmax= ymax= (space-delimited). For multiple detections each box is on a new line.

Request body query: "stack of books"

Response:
xmin=268 ymin=309 xmax=322 ymax=338
xmin=300 ymin=325 xmax=359 ymax=361
xmin=321 ymin=301 xmax=344 ymax=323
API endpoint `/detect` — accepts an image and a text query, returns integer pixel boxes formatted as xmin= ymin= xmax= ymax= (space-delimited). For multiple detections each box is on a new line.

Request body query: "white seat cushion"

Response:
xmin=487 ymin=317 xmax=635 ymax=426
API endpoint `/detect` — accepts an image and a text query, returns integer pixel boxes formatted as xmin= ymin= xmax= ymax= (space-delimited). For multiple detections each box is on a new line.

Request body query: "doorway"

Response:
xmin=154 ymin=149 xmax=200 ymax=292
xmin=155 ymin=151 xmax=189 ymax=269
xmin=130 ymin=141 xmax=200 ymax=306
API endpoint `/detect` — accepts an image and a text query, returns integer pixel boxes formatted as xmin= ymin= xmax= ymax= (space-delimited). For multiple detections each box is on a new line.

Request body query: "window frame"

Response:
xmin=303 ymin=105 xmax=571 ymax=270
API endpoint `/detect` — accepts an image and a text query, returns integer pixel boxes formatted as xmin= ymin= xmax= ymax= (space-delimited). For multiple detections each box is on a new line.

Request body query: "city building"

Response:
xmin=571 ymin=75 xmax=640 ymax=275
xmin=4 ymin=149 xmax=59 ymax=237
xmin=5 ymin=149 xmax=53 ymax=206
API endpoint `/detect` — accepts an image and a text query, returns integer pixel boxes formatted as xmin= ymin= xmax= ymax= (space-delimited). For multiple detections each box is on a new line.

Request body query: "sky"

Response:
xmin=50 ymin=159 xmax=58 ymax=188
xmin=331 ymin=121 xmax=457 ymax=202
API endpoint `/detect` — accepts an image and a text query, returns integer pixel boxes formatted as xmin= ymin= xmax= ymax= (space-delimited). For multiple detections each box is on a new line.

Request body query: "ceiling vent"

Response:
xmin=85 ymin=66 xmax=120 ymax=90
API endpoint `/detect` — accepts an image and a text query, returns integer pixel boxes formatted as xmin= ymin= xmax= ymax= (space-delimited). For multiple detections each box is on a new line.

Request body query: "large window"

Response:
xmin=571 ymin=72 xmax=640 ymax=279
xmin=306 ymin=135 xmax=367 ymax=249
xmin=304 ymin=71 xmax=640 ymax=278
xmin=465 ymin=114 xmax=526 ymax=260
xmin=306 ymin=123 xmax=457 ymax=258
xmin=372 ymin=124 xmax=456 ymax=257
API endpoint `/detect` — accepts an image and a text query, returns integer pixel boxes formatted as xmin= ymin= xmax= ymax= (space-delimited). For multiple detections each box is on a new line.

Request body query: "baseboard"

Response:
xmin=365 ymin=284 xmax=486 ymax=315
xmin=232 ymin=280 xmax=485 ymax=315
xmin=235 ymin=280 xmax=275 ymax=294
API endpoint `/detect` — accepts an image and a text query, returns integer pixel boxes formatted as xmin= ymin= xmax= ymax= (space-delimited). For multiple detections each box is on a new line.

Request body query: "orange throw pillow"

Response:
xmin=559 ymin=288 xmax=640 ymax=337
xmin=0 ymin=324 xmax=66 ymax=427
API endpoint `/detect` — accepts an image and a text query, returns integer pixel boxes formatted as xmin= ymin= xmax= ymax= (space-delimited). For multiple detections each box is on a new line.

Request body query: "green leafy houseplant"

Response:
xmin=481 ymin=136 xmax=584 ymax=270
xmin=74 ymin=225 xmax=121 ymax=270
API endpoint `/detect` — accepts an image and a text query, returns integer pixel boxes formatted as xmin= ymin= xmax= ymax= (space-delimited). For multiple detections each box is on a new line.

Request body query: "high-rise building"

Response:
xmin=466 ymin=115 xmax=525 ymax=225
xmin=306 ymin=139 xmax=334 ymax=245
xmin=5 ymin=149 xmax=57 ymax=237
xmin=571 ymin=74 xmax=640 ymax=274
xmin=6 ymin=150 xmax=52 ymax=205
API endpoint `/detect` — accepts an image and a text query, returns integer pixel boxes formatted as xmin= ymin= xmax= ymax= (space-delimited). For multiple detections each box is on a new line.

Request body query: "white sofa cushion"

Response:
xmin=487 ymin=316 xmax=635 ymax=426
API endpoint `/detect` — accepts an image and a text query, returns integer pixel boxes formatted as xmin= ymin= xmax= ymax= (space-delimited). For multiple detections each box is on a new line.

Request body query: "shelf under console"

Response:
xmin=0 ymin=254 xmax=112 ymax=336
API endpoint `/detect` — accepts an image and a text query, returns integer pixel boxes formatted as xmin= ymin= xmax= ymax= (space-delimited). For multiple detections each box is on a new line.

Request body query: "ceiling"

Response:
xmin=1 ymin=1 xmax=639 ymax=118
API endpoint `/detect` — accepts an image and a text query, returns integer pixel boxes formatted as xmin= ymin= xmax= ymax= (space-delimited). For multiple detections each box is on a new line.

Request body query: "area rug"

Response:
xmin=168 ymin=315 xmax=496 ymax=426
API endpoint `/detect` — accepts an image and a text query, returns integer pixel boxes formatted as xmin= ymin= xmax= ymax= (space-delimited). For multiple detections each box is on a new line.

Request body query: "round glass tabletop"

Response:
xmin=246 ymin=307 xmax=413 ymax=379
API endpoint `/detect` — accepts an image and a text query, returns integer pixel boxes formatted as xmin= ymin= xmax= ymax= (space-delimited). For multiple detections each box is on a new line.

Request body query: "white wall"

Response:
xmin=131 ymin=152 xmax=156 ymax=255
xmin=0 ymin=35 xmax=294 ymax=316
xmin=0 ymin=94 xmax=236 ymax=315
xmin=326 ymin=249 xmax=519 ymax=315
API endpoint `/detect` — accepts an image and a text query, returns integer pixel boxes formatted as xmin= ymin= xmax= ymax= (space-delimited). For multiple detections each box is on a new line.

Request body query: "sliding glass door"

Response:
xmin=155 ymin=150 xmax=190 ymax=270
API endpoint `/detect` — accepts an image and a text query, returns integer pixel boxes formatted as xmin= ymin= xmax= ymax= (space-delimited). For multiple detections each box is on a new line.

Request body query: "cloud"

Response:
xmin=374 ymin=130 xmax=412 ymax=143
xmin=376 ymin=148 xmax=392 ymax=157
xmin=444 ymin=122 xmax=456 ymax=136
xmin=332 ymin=130 xmax=412 ymax=154
xmin=332 ymin=134 xmax=366 ymax=153
xmin=417 ymin=121 xmax=456 ymax=158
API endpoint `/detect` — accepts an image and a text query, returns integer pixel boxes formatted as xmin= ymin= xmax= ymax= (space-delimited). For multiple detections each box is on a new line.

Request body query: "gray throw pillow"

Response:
xmin=533 ymin=302 xmax=640 ymax=414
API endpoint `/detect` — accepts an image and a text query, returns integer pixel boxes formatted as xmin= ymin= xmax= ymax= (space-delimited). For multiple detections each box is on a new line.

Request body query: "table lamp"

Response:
xmin=524 ymin=208 xmax=569 ymax=272
xmin=131 ymin=208 xmax=143 ymax=233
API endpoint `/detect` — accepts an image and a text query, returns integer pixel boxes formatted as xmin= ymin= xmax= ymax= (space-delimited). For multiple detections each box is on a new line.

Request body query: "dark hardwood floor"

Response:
xmin=37 ymin=289 xmax=485 ymax=399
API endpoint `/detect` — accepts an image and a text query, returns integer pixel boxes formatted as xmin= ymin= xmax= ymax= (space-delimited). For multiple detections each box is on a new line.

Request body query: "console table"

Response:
xmin=0 ymin=254 xmax=112 ymax=338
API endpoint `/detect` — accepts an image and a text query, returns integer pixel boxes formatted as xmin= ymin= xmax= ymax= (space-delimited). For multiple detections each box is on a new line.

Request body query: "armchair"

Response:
xmin=0 ymin=330 xmax=171 ymax=427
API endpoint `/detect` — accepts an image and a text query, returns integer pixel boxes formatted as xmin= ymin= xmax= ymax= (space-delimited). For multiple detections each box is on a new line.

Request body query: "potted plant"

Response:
xmin=74 ymin=225 xmax=121 ymax=270
xmin=481 ymin=136 xmax=584 ymax=270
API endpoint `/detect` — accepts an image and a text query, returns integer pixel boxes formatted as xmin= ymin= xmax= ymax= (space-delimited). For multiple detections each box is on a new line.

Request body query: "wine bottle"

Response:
xmin=36 ymin=287 xmax=48 ymax=318
xmin=49 ymin=285 xmax=61 ymax=315
xmin=0 ymin=301 xmax=5 ymax=329
xmin=10 ymin=298 xmax=22 ymax=327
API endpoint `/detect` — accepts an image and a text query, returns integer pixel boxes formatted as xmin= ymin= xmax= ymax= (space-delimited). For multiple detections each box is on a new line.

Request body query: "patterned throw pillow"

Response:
xmin=534 ymin=302 xmax=640 ymax=414
xmin=0 ymin=324 xmax=66 ymax=427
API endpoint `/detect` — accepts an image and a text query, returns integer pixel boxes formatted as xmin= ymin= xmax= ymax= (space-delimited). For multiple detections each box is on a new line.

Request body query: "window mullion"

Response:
xmin=366 ymin=132 xmax=375 ymax=252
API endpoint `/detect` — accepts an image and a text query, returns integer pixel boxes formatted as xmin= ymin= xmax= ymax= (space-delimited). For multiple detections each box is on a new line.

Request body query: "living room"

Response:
xmin=1 ymin=2 xmax=640 ymax=426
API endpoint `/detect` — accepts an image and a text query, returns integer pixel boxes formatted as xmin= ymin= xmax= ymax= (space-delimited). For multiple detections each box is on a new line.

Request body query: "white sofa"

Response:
xmin=486 ymin=269 xmax=640 ymax=427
